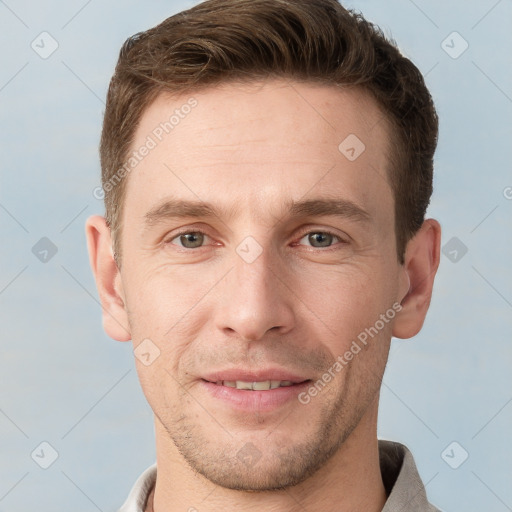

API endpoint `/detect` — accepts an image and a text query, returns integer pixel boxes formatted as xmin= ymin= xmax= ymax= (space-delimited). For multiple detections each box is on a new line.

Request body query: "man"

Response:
xmin=86 ymin=0 xmax=441 ymax=510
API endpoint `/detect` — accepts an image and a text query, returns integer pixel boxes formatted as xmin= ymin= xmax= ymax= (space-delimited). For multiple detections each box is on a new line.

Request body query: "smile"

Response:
xmin=201 ymin=378 xmax=312 ymax=411
xmin=209 ymin=379 xmax=301 ymax=390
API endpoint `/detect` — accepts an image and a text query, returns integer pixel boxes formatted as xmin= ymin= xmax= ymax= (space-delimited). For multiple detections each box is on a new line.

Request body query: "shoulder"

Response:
xmin=118 ymin=463 xmax=157 ymax=512
xmin=379 ymin=440 xmax=441 ymax=512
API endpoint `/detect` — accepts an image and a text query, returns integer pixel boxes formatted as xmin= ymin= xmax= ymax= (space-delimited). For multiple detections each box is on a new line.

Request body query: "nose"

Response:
xmin=213 ymin=244 xmax=296 ymax=342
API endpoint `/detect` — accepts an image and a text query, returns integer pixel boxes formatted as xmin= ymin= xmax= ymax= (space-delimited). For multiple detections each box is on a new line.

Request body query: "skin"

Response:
xmin=86 ymin=79 xmax=441 ymax=512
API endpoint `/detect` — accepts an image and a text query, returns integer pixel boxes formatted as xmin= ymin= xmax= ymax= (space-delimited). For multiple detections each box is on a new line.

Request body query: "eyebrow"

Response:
xmin=143 ymin=197 xmax=371 ymax=228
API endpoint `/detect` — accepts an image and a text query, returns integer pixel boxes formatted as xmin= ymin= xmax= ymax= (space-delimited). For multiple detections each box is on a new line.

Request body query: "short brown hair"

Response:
xmin=100 ymin=0 xmax=438 ymax=264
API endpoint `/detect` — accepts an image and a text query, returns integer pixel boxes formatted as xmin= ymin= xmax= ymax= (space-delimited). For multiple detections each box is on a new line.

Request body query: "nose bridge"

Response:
xmin=234 ymin=242 xmax=275 ymax=299
xmin=214 ymin=240 xmax=295 ymax=341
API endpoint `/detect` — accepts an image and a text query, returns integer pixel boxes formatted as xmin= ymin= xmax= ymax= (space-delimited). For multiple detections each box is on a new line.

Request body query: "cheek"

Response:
xmin=292 ymin=261 xmax=394 ymax=340
xmin=124 ymin=262 xmax=214 ymax=335
xmin=123 ymin=262 xmax=220 ymax=388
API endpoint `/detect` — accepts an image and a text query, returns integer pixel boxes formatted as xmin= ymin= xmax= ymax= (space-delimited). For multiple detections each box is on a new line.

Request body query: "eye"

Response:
xmin=169 ymin=231 xmax=210 ymax=249
xmin=298 ymin=231 xmax=343 ymax=248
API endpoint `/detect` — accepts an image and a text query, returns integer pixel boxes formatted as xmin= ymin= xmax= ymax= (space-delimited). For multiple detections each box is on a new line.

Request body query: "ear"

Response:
xmin=85 ymin=215 xmax=131 ymax=342
xmin=393 ymin=219 xmax=441 ymax=339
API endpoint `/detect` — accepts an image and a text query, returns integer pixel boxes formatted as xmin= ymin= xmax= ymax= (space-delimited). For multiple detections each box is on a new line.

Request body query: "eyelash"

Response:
xmin=165 ymin=227 xmax=347 ymax=250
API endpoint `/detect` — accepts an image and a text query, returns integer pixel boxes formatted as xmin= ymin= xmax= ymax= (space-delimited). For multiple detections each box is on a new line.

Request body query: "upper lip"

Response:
xmin=201 ymin=368 xmax=311 ymax=384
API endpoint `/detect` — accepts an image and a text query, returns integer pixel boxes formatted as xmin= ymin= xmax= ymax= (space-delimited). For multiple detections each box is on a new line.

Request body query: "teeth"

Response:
xmin=214 ymin=380 xmax=297 ymax=390
xmin=236 ymin=380 xmax=254 ymax=390
xmin=252 ymin=381 xmax=271 ymax=390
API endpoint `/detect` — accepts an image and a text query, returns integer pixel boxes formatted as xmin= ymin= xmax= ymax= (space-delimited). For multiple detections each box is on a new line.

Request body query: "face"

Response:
xmin=104 ymin=80 xmax=413 ymax=490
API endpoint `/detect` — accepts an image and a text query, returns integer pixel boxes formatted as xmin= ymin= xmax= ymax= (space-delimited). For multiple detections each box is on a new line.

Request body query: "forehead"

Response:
xmin=135 ymin=79 xmax=388 ymax=152
xmin=123 ymin=79 xmax=393 ymax=227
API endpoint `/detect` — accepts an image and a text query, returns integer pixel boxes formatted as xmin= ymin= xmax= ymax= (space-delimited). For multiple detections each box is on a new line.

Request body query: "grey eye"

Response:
xmin=302 ymin=232 xmax=337 ymax=248
xmin=175 ymin=232 xmax=205 ymax=248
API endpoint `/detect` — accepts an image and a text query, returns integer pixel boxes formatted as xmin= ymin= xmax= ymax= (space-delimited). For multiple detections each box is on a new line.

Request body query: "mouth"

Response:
xmin=199 ymin=373 xmax=313 ymax=412
xmin=202 ymin=379 xmax=311 ymax=390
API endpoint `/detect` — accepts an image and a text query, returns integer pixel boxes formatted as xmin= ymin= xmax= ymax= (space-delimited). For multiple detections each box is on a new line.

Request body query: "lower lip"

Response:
xmin=200 ymin=380 xmax=311 ymax=412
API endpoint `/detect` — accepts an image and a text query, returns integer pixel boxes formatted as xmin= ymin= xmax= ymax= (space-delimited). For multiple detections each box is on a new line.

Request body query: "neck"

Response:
xmin=149 ymin=399 xmax=386 ymax=512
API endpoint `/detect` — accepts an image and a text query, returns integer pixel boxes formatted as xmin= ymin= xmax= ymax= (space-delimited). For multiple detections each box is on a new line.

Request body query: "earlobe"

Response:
xmin=85 ymin=215 xmax=131 ymax=342
xmin=392 ymin=219 xmax=441 ymax=339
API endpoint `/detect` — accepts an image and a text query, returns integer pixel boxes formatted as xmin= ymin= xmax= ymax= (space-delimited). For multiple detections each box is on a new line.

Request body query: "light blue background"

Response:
xmin=0 ymin=1 xmax=511 ymax=510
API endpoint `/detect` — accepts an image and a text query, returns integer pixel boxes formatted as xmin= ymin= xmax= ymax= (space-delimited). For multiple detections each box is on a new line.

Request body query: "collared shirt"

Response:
xmin=119 ymin=440 xmax=440 ymax=512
